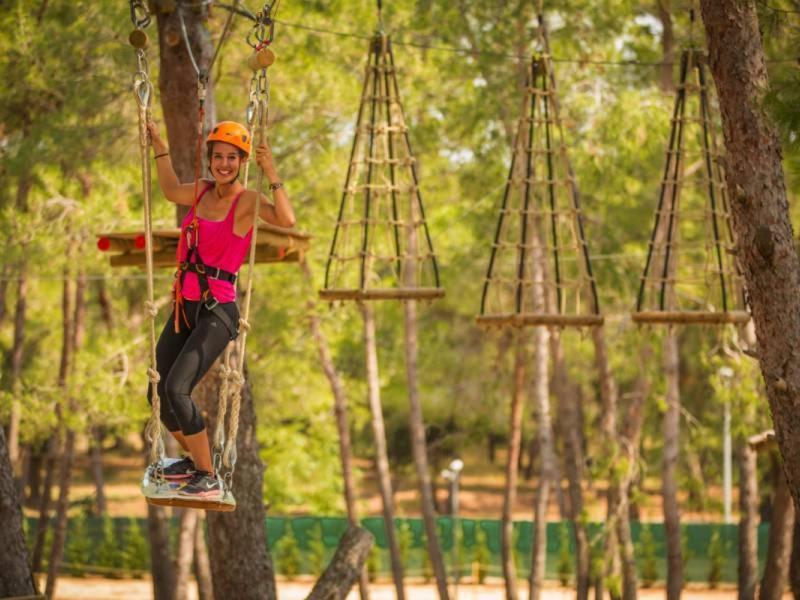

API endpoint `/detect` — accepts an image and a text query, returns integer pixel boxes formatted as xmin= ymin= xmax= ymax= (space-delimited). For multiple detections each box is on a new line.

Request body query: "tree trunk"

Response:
xmin=46 ymin=245 xmax=84 ymax=599
xmin=193 ymin=364 xmax=277 ymax=600
xmin=761 ymin=461 xmax=795 ymax=600
xmin=662 ymin=328 xmax=683 ymax=598
xmin=0 ymin=425 xmax=36 ymax=597
xmin=528 ymin=324 xmax=552 ymax=600
xmin=552 ymin=331 xmax=590 ymax=600
xmin=8 ymin=260 xmax=28 ymax=471
xmin=175 ymin=510 xmax=199 ymax=600
xmin=501 ymin=337 xmax=526 ymax=599
xmin=360 ymin=302 xmax=405 ymax=600
xmin=302 ymin=259 xmax=369 ymax=599
xmin=656 ymin=0 xmax=675 ymax=92
xmin=617 ymin=350 xmax=652 ymax=600
xmin=403 ymin=298 xmax=450 ymax=600
xmin=306 ymin=526 xmax=374 ymax=600
xmin=194 ymin=516 xmax=214 ymax=600
xmin=0 ymin=262 xmax=10 ymax=326
xmin=739 ymin=444 xmax=758 ymax=600
xmin=31 ymin=437 xmax=57 ymax=574
xmin=148 ymin=503 xmax=177 ymax=600
xmin=89 ymin=426 xmax=107 ymax=515
xmin=790 ymin=520 xmax=800 ymax=599
xmin=593 ymin=326 xmax=622 ymax=599
xmin=699 ymin=0 xmax=800 ymax=517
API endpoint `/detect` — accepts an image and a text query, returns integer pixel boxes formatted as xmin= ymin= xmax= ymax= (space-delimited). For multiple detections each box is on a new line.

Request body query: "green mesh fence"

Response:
xmin=28 ymin=515 xmax=770 ymax=583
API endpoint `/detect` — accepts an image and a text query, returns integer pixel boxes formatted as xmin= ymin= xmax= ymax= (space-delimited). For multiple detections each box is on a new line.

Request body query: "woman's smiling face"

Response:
xmin=210 ymin=141 xmax=244 ymax=184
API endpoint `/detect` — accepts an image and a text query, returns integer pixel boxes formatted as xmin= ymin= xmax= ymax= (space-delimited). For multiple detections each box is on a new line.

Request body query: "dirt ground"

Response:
xmin=47 ymin=576 xmax=782 ymax=600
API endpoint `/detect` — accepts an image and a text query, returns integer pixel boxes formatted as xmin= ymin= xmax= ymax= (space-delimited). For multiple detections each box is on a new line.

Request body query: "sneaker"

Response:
xmin=177 ymin=470 xmax=222 ymax=500
xmin=162 ymin=456 xmax=196 ymax=480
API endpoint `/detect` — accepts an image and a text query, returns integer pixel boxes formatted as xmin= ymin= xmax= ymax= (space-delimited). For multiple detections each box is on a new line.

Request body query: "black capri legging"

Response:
xmin=147 ymin=300 xmax=239 ymax=435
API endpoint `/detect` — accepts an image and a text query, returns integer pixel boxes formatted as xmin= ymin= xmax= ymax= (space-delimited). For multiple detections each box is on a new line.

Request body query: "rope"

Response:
xmin=129 ymin=1 xmax=165 ymax=472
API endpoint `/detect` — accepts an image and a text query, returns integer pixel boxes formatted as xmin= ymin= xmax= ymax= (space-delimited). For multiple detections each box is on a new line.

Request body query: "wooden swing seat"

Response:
xmin=476 ymin=313 xmax=604 ymax=328
xmin=141 ymin=459 xmax=236 ymax=513
xmin=631 ymin=310 xmax=750 ymax=325
xmin=319 ymin=287 xmax=445 ymax=302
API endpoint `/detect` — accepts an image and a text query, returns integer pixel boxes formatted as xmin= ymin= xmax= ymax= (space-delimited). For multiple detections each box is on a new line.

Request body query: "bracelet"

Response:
xmin=269 ymin=181 xmax=284 ymax=191
xmin=154 ymin=152 xmax=170 ymax=160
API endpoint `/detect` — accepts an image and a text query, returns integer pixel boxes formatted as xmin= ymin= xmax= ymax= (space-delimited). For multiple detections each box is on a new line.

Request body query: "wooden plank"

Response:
xmin=631 ymin=310 xmax=750 ymax=325
xmin=110 ymin=246 xmax=301 ymax=268
xmin=319 ymin=287 xmax=446 ymax=301
xmin=145 ymin=496 xmax=236 ymax=512
xmin=476 ymin=313 xmax=604 ymax=328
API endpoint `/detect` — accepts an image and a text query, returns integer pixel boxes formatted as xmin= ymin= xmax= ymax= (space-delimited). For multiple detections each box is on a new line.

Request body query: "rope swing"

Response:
xmin=632 ymin=47 xmax=748 ymax=326
xmin=477 ymin=13 xmax=602 ymax=329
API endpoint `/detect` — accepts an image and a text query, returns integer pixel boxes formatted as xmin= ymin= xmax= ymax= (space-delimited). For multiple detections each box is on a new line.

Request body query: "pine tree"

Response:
xmin=121 ymin=518 xmax=149 ymax=576
xmin=638 ymin=524 xmax=659 ymax=588
xmin=707 ymin=528 xmax=724 ymax=589
xmin=275 ymin=525 xmax=302 ymax=580
xmin=557 ymin=522 xmax=573 ymax=586
xmin=96 ymin=516 xmax=123 ymax=576
xmin=65 ymin=512 xmax=92 ymax=576
xmin=307 ymin=522 xmax=327 ymax=576
xmin=472 ymin=526 xmax=490 ymax=585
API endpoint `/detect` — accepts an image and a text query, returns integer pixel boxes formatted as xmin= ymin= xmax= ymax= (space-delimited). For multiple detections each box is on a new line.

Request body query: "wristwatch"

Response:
xmin=269 ymin=181 xmax=284 ymax=191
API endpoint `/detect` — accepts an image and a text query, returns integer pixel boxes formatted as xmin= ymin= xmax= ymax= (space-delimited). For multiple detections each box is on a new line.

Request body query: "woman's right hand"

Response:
xmin=147 ymin=121 xmax=168 ymax=155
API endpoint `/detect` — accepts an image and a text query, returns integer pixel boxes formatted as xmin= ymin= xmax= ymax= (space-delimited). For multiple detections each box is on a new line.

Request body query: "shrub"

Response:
xmin=307 ymin=522 xmax=327 ymax=575
xmin=121 ymin=518 xmax=149 ymax=576
xmin=638 ymin=524 xmax=658 ymax=587
xmin=557 ymin=522 xmax=573 ymax=586
xmin=707 ymin=528 xmax=724 ymax=589
xmin=275 ymin=525 xmax=302 ymax=580
xmin=472 ymin=526 xmax=490 ymax=584
xmin=65 ymin=512 xmax=92 ymax=576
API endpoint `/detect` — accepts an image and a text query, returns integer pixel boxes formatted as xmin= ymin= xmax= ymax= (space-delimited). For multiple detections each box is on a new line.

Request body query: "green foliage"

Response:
xmin=307 ymin=522 xmax=327 ymax=575
xmin=96 ymin=516 xmax=123 ymax=574
xmin=367 ymin=545 xmax=381 ymax=582
xmin=637 ymin=524 xmax=658 ymax=587
xmin=274 ymin=525 xmax=302 ymax=580
xmin=707 ymin=528 xmax=725 ymax=589
xmin=472 ymin=526 xmax=490 ymax=584
xmin=557 ymin=522 xmax=573 ymax=586
xmin=120 ymin=518 xmax=149 ymax=576
xmin=65 ymin=512 xmax=92 ymax=576
xmin=396 ymin=520 xmax=413 ymax=570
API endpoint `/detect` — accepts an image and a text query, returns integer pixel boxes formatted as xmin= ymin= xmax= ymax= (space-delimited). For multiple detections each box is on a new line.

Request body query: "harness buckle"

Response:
xmin=205 ymin=297 xmax=220 ymax=311
xmin=195 ymin=264 xmax=206 ymax=275
xmin=208 ymin=266 xmax=222 ymax=280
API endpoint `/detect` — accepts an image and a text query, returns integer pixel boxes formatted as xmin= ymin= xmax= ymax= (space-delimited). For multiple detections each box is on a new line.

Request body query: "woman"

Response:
xmin=146 ymin=120 xmax=295 ymax=500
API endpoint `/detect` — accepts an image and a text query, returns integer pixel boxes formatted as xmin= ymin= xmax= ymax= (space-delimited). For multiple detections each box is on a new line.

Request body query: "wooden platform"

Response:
xmin=631 ymin=310 xmax=750 ymax=325
xmin=476 ymin=313 xmax=604 ymax=328
xmin=319 ymin=287 xmax=446 ymax=302
xmin=97 ymin=224 xmax=311 ymax=268
xmin=141 ymin=459 xmax=236 ymax=513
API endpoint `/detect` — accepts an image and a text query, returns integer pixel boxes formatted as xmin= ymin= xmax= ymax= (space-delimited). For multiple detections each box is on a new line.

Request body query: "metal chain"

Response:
xmin=247 ymin=1 xmax=279 ymax=48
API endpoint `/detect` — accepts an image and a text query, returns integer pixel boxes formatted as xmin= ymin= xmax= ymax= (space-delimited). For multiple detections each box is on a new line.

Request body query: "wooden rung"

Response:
xmin=319 ymin=287 xmax=445 ymax=301
xmin=631 ymin=310 xmax=750 ymax=325
xmin=476 ymin=313 xmax=604 ymax=328
xmin=146 ymin=495 xmax=236 ymax=512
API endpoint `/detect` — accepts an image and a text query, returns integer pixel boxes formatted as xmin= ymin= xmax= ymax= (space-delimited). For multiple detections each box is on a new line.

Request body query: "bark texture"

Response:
xmin=148 ymin=502 xmax=177 ymax=600
xmin=0 ymin=425 xmax=37 ymax=597
xmin=175 ymin=510 xmax=199 ymax=600
xmin=552 ymin=332 xmax=590 ymax=600
xmin=194 ymin=517 xmax=214 ymax=600
xmin=403 ymin=298 xmax=450 ymax=600
xmin=306 ymin=526 xmax=374 ymax=600
xmin=739 ymin=444 xmax=758 ymax=600
xmin=761 ymin=462 xmax=795 ymax=600
xmin=662 ymin=329 xmax=683 ymax=598
xmin=501 ymin=338 xmax=526 ymax=600
xmin=528 ymin=324 xmax=553 ymax=600
xmin=360 ymin=302 xmax=405 ymax=600
xmin=700 ymin=0 xmax=800 ymax=520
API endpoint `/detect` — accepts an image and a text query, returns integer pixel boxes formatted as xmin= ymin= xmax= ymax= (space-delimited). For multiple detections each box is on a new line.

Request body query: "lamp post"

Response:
xmin=718 ymin=366 xmax=734 ymax=524
xmin=441 ymin=458 xmax=464 ymax=598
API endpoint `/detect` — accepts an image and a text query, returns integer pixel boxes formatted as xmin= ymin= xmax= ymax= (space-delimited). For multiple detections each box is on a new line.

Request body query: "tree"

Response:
xmin=699 ymin=0 xmax=800 ymax=513
xmin=0 ymin=425 xmax=36 ymax=597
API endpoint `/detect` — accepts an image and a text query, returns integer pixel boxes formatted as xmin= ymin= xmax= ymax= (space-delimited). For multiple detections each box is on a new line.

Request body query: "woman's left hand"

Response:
xmin=255 ymin=142 xmax=276 ymax=176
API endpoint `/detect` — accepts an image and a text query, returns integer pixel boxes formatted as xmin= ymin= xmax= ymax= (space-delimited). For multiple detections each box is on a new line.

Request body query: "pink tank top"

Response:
xmin=177 ymin=184 xmax=253 ymax=303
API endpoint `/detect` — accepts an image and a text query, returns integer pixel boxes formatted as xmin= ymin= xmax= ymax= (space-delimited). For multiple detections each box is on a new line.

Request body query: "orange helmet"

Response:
xmin=206 ymin=121 xmax=251 ymax=156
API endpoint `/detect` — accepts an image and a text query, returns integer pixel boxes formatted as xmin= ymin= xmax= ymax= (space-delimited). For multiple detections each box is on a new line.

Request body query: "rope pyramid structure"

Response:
xmin=477 ymin=54 xmax=601 ymax=328
xmin=320 ymin=33 xmax=444 ymax=302
xmin=633 ymin=48 xmax=748 ymax=325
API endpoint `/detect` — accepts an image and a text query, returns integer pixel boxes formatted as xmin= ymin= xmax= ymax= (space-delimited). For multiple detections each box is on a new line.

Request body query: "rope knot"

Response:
xmin=238 ymin=317 xmax=251 ymax=333
xmin=230 ymin=369 xmax=245 ymax=387
xmin=147 ymin=368 xmax=161 ymax=384
xmin=144 ymin=301 xmax=158 ymax=318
